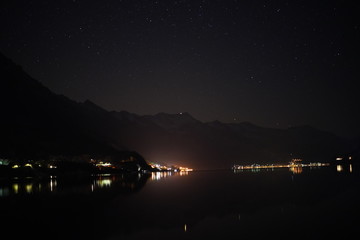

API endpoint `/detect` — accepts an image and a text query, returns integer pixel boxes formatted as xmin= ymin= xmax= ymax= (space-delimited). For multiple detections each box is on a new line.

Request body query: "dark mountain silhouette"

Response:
xmin=0 ymin=53 xmax=149 ymax=170
xmin=0 ymin=52 xmax=356 ymax=169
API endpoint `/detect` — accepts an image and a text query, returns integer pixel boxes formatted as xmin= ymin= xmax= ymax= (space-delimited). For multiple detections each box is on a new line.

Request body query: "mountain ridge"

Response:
xmin=1 ymin=52 xmax=357 ymax=169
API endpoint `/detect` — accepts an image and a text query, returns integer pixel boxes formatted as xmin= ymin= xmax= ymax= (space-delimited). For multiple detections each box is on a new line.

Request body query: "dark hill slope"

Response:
xmin=0 ymin=53 xmax=135 ymax=163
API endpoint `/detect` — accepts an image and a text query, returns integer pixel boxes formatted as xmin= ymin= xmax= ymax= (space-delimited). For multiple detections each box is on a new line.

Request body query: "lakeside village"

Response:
xmin=0 ymin=155 xmax=193 ymax=178
xmin=232 ymin=156 xmax=355 ymax=174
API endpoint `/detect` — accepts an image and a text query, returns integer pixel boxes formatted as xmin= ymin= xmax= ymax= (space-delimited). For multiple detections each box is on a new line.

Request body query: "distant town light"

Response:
xmin=95 ymin=162 xmax=112 ymax=167
xmin=233 ymin=161 xmax=329 ymax=172
xmin=149 ymin=162 xmax=193 ymax=172
xmin=336 ymin=157 xmax=343 ymax=161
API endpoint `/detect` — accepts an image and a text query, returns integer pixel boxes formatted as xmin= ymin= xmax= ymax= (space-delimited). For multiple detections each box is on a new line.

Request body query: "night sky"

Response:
xmin=1 ymin=0 xmax=359 ymax=137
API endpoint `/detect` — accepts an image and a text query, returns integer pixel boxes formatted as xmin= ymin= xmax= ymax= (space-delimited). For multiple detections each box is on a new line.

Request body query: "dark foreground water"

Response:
xmin=1 ymin=164 xmax=359 ymax=240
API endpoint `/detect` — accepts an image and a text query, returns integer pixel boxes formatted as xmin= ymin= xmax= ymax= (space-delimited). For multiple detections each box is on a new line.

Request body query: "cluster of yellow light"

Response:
xmin=150 ymin=168 xmax=193 ymax=180
xmin=149 ymin=163 xmax=171 ymax=171
xmin=95 ymin=162 xmax=112 ymax=167
xmin=289 ymin=166 xmax=303 ymax=174
xmin=179 ymin=171 xmax=189 ymax=176
xmin=0 ymin=177 xmax=58 ymax=197
xmin=151 ymin=171 xmax=173 ymax=180
xmin=94 ymin=178 xmax=112 ymax=187
xmin=149 ymin=163 xmax=193 ymax=172
xmin=233 ymin=164 xmax=289 ymax=170
xmin=179 ymin=167 xmax=193 ymax=172
xmin=11 ymin=163 xmax=34 ymax=168
xmin=233 ymin=162 xmax=329 ymax=171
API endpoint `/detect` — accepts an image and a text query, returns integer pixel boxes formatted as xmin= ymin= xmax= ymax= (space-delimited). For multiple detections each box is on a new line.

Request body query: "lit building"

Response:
xmin=290 ymin=158 xmax=302 ymax=166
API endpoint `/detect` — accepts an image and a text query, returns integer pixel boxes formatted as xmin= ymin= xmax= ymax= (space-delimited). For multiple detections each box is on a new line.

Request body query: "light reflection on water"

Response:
xmin=289 ymin=166 xmax=303 ymax=174
xmin=151 ymin=171 xmax=173 ymax=180
xmin=337 ymin=164 xmax=353 ymax=173
xmin=0 ymin=165 xmax=354 ymax=197
xmin=0 ymin=171 xmax=191 ymax=197
xmin=0 ymin=178 xmax=59 ymax=197
xmin=49 ymin=176 xmax=57 ymax=192
xmin=0 ymin=175 xmax=113 ymax=197
xmin=0 ymin=166 xmax=359 ymax=239
xmin=93 ymin=175 xmax=113 ymax=189
xmin=151 ymin=171 xmax=189 ymax=181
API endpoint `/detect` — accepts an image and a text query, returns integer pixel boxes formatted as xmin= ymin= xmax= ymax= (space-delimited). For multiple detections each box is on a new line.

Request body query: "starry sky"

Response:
xmin=1 ymin=0 xmax=359 ymax=137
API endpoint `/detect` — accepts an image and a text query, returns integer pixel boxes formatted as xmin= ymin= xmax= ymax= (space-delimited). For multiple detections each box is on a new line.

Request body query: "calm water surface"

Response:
xmin=1 ymin=164 xmax=359 ymax=240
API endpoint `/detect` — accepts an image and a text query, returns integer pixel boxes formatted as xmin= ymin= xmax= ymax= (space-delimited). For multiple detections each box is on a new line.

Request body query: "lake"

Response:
xmin=0 ymin=164 xmax=359 ymax=240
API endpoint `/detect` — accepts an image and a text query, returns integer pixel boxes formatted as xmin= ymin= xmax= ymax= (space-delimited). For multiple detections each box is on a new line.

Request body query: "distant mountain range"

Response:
xmin=110 ymin=110 xmax=356 ymax=169
xmin=1 ymin=52 xmax=358 ymax=169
